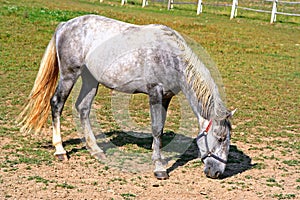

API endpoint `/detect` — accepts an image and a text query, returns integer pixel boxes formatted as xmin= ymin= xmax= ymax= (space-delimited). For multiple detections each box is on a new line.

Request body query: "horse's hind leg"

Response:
xmin=75 ymin=67 xmax=105 ymax=160
xmin=51 ymin=73 xmax=79 ymax=161
xmin=148 ymin=83 xmax=172 ymax=180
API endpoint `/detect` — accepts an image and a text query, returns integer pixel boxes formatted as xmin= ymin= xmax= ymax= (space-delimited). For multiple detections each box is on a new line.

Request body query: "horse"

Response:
xmin=19 ymin=15 xmax=235 ymax=180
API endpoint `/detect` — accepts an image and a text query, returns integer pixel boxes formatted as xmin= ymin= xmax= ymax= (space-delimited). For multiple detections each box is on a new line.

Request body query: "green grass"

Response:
xmin=55 ymin=182 xmax=77 ymax=189
xmin=252 ymin=162 xmax=267 ymax=170
xmin=108 ymin=177 xmax=128 ymax=185
xmin=121 ymin=193 xmax=137 ymax=199
xmin=1 ymin=0 xmax=299 ymax=131
xmin=27 ymin=175 xmax=54 ymax=186
xmin=266 ymin=177 xmax=282 ymax=188
xmin=273 ymin=193 xmax=296 ymax=200
xmin=283 ymin=159 xmax=299 ymax=167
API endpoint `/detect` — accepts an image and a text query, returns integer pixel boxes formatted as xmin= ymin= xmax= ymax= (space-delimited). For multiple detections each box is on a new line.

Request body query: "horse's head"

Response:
xmin=196 ymin=109 xmax=235 ymax=178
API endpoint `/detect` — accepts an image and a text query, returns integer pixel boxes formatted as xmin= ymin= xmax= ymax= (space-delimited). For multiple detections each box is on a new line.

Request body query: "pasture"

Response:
xmin=0 ymin=0 xmax=299 ymax=199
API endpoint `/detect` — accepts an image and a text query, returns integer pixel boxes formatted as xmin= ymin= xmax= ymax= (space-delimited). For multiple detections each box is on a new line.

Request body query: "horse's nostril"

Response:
xmin=206 ymin=169 xmax=221 ymax=179
xmin=204 ymin=167 xmax=210 ymax=177
xmin=215 ymin=171 xmax=220 ymax=177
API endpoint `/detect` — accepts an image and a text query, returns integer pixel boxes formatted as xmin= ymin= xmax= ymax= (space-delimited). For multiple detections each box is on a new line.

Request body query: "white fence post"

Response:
xmin=197 ymin=0 xmax=203 ymax=15
xmin=270 ymin=0 xmax=278 ymax=23
xmin=230 ymin=0 xmax=238 ymax=19
xmin=142 ymin=0 xmax=149 ymax=7
xmin=167 ymin=0 xmax=174 ymax=10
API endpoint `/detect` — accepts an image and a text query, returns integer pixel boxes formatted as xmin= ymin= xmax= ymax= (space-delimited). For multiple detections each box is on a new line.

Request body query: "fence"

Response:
xmin=166 ymin=0 xmax=236 ymax=15
xmin=118 ymin=0 xmax=300 ymax=23
xmin=167 ymin=0 xmax=203 ymax=14
xmin=230 ymin=0 xmax=300 ymax=23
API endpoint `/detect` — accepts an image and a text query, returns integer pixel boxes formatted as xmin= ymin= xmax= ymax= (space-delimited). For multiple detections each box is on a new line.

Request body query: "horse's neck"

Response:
xmin=181 ymin=56 xmax=214 ymax=117
xmin=182 ymin=63 xmax=227 ymax=125
xmin=179 ymin=76 xmax=211 ymax=128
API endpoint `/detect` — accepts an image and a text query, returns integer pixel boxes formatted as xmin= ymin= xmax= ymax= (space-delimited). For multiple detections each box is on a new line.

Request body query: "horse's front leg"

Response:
xmin=148 ymin=84 xmax=172 ymax=180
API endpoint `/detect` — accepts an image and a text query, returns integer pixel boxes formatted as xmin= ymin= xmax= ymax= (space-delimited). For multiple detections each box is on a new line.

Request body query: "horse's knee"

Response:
xmin=76 ymin=103 xmax=90 ymax=119
xmin=75 ymin=93 xmax=94 ymax=119
xmin=152 ymin=123 xmax=163 ymax=134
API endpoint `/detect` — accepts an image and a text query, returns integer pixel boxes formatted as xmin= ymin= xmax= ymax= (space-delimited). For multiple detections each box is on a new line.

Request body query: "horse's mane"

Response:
xmin=169 ymin=30 xmax=229 ymax=120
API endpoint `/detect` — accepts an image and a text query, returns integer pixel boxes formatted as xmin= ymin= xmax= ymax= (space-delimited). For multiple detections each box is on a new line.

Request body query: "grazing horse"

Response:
xmin=19 ymin=15 xmax=235 ymax=180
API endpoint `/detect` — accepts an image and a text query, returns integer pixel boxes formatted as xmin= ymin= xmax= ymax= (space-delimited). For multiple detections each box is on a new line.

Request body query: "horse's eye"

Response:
xmin=218 ymin=137 xmax=224 ymax=143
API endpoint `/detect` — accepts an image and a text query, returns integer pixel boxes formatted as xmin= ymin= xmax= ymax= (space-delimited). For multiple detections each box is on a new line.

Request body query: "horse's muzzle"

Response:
xmin=204 ymin=167 xmax=221 ymax=179
xmin=203 ymin=158 xmax=225 ymax=179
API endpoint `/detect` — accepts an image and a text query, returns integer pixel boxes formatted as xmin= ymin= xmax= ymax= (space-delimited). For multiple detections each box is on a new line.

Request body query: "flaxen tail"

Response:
xmin=18 ymin=36 xmax=59 ymax=133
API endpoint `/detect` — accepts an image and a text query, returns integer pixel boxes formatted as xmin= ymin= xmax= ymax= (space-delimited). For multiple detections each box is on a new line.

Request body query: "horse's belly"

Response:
xmin=98 ymin=62 xmax=148 ymax=93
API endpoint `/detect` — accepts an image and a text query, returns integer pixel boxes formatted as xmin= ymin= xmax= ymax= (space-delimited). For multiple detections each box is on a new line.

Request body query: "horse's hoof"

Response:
xmin=93 ymin=152 xmax=106 ymax=160
xmin=56 ymin=154 xmax=68 ymax=161
xmin=154 ymin=171 xmax=169 ymax=180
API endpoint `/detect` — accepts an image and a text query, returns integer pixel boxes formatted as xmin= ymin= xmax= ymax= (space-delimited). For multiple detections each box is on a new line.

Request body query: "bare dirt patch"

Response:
xmin=1 ymin=136 xmax=299 ymax=200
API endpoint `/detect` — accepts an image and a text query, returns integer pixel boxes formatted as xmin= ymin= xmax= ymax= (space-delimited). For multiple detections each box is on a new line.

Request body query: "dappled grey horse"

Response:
xmin=19 ymin=15 xmax=234 ymax=180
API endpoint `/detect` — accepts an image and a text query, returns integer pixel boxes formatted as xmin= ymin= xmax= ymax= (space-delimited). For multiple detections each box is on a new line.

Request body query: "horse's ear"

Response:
xmin=227 ymin=108 xmax=237 ymax=119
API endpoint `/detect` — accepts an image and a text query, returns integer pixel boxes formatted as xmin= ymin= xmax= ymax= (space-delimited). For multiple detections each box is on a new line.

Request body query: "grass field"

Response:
xmin=0 ymin=0 xmax=299 ymax=199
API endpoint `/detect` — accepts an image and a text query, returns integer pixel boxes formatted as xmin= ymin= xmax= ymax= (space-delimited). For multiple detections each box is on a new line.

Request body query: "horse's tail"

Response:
xmin=18 ymin=35 xmax=59 ymax=133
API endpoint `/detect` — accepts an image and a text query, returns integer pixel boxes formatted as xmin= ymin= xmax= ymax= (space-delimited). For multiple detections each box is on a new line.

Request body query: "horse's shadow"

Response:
xmin=167 ymin=140 xmax=253 ymax=178
xmin=63 ymin=131 xmax=253 ymax=178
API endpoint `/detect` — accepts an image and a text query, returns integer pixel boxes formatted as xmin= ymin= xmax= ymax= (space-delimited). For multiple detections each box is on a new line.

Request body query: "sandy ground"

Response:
xmin=1 ymin=132 xmax=299 ymax=200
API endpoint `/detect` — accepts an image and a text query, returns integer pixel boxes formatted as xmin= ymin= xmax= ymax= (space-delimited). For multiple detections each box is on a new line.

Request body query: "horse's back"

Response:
xmin=55 ymin=15 xmax=134 ymax=61
xmin=84 ymin=23 xmax=184 ymax=93
xmin=55 ymin=15 xmax=184 ymax=94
